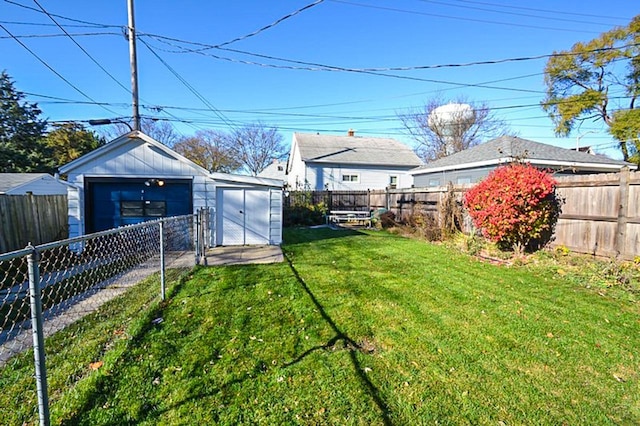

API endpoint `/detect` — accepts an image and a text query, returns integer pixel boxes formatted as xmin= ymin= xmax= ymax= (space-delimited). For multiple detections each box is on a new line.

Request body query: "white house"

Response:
xmin=0 ymin=173 xmax=70 ymax=195
xmin=286 ymin=131 xmax=422 ymax=190
xmin=258 ymin=159 xmax=286 ymax=182
xmin=58 ymin=131 xmax=283 ymax=246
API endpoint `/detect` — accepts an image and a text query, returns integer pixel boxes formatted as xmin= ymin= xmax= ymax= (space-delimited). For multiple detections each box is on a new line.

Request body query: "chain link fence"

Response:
xmin=0 ymin=212 xmax=209 ymax=425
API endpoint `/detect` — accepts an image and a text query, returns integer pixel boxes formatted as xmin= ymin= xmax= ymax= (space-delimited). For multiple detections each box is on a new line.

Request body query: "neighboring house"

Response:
xmin=58 ymin=131 xmax=283 ymax=246
xmin=258 ymin=160 xmax=286 ymax=182
xmin=0 ymin=173 xmax=70 ymax=195
xmin=286 ymin=131 xmax=422 ymax=190
xmin=411 ymin=136 xmax=636 ymax=187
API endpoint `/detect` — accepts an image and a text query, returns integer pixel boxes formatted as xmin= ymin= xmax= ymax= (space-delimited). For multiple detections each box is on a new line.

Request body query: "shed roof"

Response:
xmin=58 ymin=131 xmax=283 ymax=188
xmin=293 ymin=132 xmax=422 ymax=167
xmin=411 ymin=136 xmax=634 ymax=174
xmin=0 ymin=173 xmax=62 ymax=193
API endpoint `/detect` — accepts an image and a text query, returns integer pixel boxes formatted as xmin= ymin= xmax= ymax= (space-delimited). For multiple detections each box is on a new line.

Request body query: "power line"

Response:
xmin=0 ymin=20 xmax=117 ymax=29
xmin=0 ymin=30 xmax=121 ymax=39
xmin=214 ymin=0 xmax=324 ymax=49
xmin=137 ymin=37 xmax=240 ymax=130
xmin=440 ymin=0 xmax=629 ymax=21
xmin=4 ymin=0 xmax=120 ymax=28
xmin=414 ymin=0 xmax=626 ymax=27
xmin=32 ymin=0 xmax=132 ymax=95
xmin=143 ymin=32 xmax=637 ymax=74
xmin=0 ymin=23 xmax=120 ymax=116
xmin=326 ymin=0 xmax=605 ymax=34
xmin=143 ymin=34 xmax=544 ymax=94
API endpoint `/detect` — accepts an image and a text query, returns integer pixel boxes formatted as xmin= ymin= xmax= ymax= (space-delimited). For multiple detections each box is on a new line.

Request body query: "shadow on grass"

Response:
xmin=136 ymin=253 xmax=393 ymax=425
xmin=60 ymin=258 xmax=391 ymax=424
xmin=58 ymin=269 xmax=192 ymax=425
xmin=282 ymin=252 xmax=393 ymax=426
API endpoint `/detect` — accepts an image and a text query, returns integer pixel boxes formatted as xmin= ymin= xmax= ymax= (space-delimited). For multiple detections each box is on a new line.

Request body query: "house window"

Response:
xmin=428 ymin=178 xmax=440 ymax=187
xmin=342 ymin=174 xmax=359 ymax=183
xmin=456 ymin=176 xmax=472 ymax=185
xmin=389 ymin=175 xmax=398 ymax=189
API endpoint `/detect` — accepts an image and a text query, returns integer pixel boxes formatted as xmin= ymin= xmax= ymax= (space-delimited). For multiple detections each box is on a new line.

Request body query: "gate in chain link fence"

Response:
xmin=0 ymin=211 xmax=210 ymax=425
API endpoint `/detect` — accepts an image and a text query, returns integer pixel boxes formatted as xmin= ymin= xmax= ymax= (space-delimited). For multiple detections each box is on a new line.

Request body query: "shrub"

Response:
xmin=284 ymin=192 xmax=327 ymax=227
xmin=379 ymin=211 xmax=396 ymax=229
xmin=406 ymin=212 xmax=441 ymax=241
xmin=463 ymin=163 xmax=562 ymax=252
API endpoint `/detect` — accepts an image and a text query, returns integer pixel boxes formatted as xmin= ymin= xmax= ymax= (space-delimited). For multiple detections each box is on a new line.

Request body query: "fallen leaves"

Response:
xmin=89 ymin=361 xmax=103 ymax=370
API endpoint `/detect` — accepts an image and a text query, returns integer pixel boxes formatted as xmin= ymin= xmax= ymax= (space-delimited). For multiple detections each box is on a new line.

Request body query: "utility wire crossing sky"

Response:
xmin=1 ymin=0 xmax=638 ymax=158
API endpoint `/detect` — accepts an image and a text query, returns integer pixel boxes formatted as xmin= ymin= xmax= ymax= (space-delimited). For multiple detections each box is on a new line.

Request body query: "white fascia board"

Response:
xmin=209 ymin=172 xmax=284 ymax=188
xmin=410 ymin=158 xmax=511 ymax=175
xmin=526 ymin=158 xmax=634 ymax=170
xmin=410 ymin=157 xmax=634 ymax=175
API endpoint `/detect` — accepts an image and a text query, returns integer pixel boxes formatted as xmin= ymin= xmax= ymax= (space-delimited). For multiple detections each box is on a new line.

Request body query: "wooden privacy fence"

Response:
xmin=0 ymin=194 xmax=68 ymax=253
xmin=287 ymin=168 xmax=640 ymax=260
xmin=553 ymin=169 xmax=639 ymax=260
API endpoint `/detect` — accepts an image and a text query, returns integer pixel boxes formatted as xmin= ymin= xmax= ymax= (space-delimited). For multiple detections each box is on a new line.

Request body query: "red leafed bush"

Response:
xmin=463 ymin=163 xmax=562 ymax=251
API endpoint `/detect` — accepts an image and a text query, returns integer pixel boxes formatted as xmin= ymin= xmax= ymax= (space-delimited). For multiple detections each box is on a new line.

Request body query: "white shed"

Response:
xmin=58 ymin=131 xmax=283 ymax=246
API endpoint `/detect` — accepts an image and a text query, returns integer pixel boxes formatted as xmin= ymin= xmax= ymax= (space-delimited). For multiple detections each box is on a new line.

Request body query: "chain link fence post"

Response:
xmin=159 ymin=221 xmax=166 ymax=301
xmin=201 ymin=209 xmax=209 ymax=266
xmin=194 ymin=211 xmax=201 ymax=265
xmin=27 ymin=245 xmax=50 ymax=426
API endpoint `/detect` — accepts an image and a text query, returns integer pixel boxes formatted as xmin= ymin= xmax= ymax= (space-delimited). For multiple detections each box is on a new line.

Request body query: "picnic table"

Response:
xmin=327 ymin=210 xmax=371 ymax=227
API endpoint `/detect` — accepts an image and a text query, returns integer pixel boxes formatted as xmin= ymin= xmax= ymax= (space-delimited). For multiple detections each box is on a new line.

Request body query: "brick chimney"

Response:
xmin=347 ymin=129 xmax=355 ymax=137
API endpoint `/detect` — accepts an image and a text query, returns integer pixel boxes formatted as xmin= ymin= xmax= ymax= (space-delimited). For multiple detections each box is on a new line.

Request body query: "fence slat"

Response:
xmin=0 ymin=195 xmax=67 ymax=253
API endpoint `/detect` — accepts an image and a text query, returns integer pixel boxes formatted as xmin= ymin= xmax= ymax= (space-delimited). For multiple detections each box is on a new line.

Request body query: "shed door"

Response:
xmin=217 ymin=188 xmax=269 ymax=245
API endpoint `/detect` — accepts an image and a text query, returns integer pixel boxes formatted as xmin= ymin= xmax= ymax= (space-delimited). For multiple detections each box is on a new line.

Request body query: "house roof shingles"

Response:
xmin=412 ymin=136 xmax=632 ymax=173
xmin=0 ymin=173 xmax=51 ymax=193
xmin=294 ymin=132 xmax=422 ymax=167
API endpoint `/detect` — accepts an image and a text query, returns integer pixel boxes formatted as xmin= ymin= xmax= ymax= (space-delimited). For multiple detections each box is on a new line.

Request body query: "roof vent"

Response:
xmin=347 ymin=129 xmax=355 ymax=137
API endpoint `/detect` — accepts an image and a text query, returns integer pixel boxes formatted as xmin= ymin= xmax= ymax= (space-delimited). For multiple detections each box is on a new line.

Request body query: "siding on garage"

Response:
xmin=60 ymin=131 xmax=282 ymax=245
xmin=269 ymin=188 xmax=282 ymax=244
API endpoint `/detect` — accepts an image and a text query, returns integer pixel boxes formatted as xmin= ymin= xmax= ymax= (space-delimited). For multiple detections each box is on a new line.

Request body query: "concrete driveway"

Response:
xmin=204 ymin=245 xmax=284 ymax=266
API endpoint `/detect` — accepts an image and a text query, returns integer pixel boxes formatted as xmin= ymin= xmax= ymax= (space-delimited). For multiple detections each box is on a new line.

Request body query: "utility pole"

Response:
xmin=127 ymin=0 xmax=140 ymax=131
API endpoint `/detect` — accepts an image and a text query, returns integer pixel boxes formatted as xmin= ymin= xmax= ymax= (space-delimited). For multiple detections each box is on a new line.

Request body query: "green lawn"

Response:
xmin=1 ymin=227 xmax=639 ymax=425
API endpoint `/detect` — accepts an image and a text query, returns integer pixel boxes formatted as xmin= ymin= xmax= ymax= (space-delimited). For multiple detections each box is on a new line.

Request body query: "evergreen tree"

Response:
xmin=0 ymin=71 xmax=52 ymax=173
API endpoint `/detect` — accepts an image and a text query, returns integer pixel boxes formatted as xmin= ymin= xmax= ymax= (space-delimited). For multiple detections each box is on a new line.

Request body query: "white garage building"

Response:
xmin=58 ymin=131 xmax=283 ymax=246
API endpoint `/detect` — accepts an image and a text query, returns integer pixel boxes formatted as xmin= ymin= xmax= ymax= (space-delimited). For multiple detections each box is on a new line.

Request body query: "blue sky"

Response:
xmin=1 ymin=0 xmax=639 ymax=160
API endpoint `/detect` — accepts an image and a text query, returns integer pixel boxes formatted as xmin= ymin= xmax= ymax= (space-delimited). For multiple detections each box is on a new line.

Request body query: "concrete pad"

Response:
xmin=204 ymin=245 xmax=284 ymax=266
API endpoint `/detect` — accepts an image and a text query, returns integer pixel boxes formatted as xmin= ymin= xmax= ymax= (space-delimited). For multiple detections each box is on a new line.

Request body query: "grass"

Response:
xmin=1 ymin=227 xmax=639 ymax=425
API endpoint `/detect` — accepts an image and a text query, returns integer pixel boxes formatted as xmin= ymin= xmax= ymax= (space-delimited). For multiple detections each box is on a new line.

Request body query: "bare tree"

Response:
xmin=97 ymin=118 xmax=181 ymax=147
xmin=229 ymin=123 xmax=286 ymax=176
xmin=173 ymin=130 xmax=241 ymax=173
xmin=398 ymin=97 xmax=512 ymax=162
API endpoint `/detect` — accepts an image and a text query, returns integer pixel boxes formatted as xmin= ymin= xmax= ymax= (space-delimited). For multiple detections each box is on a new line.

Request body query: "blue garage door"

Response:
xmin=86 ymin=178 xmax=192 ymax=233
